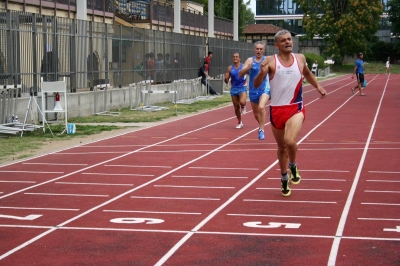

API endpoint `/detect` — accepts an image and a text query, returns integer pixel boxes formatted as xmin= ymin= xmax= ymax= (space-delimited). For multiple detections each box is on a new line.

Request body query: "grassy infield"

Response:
xmin=1 ymin=62 xmax=399 ymax=164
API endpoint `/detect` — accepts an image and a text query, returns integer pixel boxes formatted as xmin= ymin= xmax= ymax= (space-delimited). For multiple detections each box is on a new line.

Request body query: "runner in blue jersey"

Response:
xmin=224 ymin=52 xmax=247 ymax=128
xmin=351 ymin=52 xmax=366 ymax=96
xmin=238 ymin=41 xmax=270 ymax=140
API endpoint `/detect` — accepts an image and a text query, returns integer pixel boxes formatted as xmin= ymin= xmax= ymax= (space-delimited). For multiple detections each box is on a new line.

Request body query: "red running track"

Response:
xmin=0 ymin=74 xmax=399 ymax=265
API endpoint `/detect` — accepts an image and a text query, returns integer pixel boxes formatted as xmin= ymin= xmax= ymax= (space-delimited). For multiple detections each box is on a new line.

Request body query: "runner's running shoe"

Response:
xmin=241 ymin=106 xmax=246 ymax=115
xmin=258 ymin=129 xmax=264 ymax=140
xmin=281 ymin=179 xmax=291 ymax=196
xmin=236 ymin=121 xmax=243 ymax=129
xmin=289 ymin=165 xmax=301 ymax=185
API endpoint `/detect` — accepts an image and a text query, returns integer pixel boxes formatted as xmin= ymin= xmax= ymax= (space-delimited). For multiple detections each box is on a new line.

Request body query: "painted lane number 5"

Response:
xmin=110 ymin=218 xmax=164 ymax=224
xmin=243 ymin=221 xmax=301 ymax=229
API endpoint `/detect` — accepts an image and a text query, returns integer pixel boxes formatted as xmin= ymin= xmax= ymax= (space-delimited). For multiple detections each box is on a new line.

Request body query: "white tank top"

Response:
xmin=270 ymin=54 xmax=303 ymax=106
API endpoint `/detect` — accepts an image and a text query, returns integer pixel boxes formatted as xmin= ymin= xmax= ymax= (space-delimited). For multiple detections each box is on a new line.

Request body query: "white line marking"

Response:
xmin=189 ymin=167 xmax=259 ymax=170
xmin=366 ymin=180 xmax=400 ymax=183
xmin=361 ymin=202 xmax=400 ymax=206
xmin=0 ymin=207 xmax=79 ymax=211
xmin=256 ymin=188 xmax=342 ymax=192
xmin=130 ymin=196 xmax=219 ymax=201
xmin=243 ymin=199 xmax=337 ymax=204
xmin=328 ymin=74 xmax=383 ymax=265
xmin=82 ymin=172 xmax=153 ymax=177
xmin=156 ymin=80 xmax=356 ymax=265
xmin=365 ymin=190 xmax=400 ymax=193
xmin=275 ymin=169 xmax=349 ymax=172
xmin=227 ymin=214 xmax=330 ymax=219
xmin=24 ymin=193 xmax=108 ymax=197
xmin=1 ymin=224 xmax=400 ymax=242
xmin=0 ymin=180 xmax=36 ymax=183
xmin=103 ymin=210 xmax=201 ymax=215
xmin=105 ymin=165 xmax=171 ymax=168
xmin=55 ymin=182 xmax=134 ymax=186
xmin=0 ymin=111 xmax=240 ymax=259
xmin=0 ymin=170 xmax=64 ymax=174
xmin=58 ymin=152 xmax=125 ymax=154
xmin=154 ymin=185 xmax=235 ymax=189
xmin=358 ymin=218 xmax=400 ymax=221
xmin=368 ymin=171 xmax=400 ymax=174
xmin=22 ymin=163 xmax=87 ymax=166
xmin=172 ymin=175 xmax=248 ymax=179
xmin=267 ymin=178 xmax=346 ymax=181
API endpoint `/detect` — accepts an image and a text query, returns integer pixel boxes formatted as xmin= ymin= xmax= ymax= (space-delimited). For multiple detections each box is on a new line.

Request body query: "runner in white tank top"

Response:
xmin=270 ymin=53 xmax=303 ymax=106
xmin=253 ymin=30 xmax=327 ymax=197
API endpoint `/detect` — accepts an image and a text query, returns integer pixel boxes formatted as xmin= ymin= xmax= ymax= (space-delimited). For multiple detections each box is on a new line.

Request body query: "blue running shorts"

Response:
xmin=230 ymin=86 xmax=247 ymax=97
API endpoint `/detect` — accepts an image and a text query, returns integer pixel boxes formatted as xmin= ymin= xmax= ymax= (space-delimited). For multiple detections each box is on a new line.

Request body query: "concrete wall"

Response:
xmin=12 ymin=79 xmax=221 ymax=123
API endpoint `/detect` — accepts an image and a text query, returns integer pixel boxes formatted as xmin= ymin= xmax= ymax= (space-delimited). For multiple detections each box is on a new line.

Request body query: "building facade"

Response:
xmin=254 ymin=0 xmax=394 ymax=44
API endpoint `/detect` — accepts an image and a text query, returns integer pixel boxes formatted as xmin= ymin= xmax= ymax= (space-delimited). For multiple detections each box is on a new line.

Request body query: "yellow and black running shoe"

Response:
xmin=281 ymin=179 xmax=291 ymax=197
xmin=289 ymin=166 xmax=301 ymax=185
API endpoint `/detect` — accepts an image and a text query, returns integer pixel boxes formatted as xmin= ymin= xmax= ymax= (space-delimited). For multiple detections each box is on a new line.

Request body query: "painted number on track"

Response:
xmin=110 ymin=218 xmax=164 ymax=224
xmin=0 ymin=214 xmax=42 ymax=220
xmin=383 ymin=226 xmax=400 ymax=233
xmin=243 ymin=221 xmax=301 ymax=229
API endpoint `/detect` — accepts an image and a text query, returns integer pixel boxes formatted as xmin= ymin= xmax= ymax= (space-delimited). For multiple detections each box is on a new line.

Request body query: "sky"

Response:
xmin=249 ymin=0 xmax=256 ymax=15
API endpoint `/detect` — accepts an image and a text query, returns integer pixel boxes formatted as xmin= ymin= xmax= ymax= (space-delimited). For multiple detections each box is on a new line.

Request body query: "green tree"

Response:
xmin=294 ymin=0 xmax=383 ymax=64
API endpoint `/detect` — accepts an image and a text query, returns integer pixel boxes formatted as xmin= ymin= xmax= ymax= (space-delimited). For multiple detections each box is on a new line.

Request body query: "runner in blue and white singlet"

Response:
xmin=249 ymin=56 xmax=270 ymax=104
xmin=224 ymin=52 xmax=248 ymax=129
xmin=238 ymin=41 xmax=271 ymax=140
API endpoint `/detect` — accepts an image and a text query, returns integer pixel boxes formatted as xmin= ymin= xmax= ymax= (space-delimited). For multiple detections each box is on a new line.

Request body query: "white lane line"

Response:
xmin=24 ymin=193 xmax=108 ymax=197
xmin=365 ymin=190 xmax=400 ymax=193
xmin=189 ymin=167 xmax=259 ymax=170
xmin=328 ymin=74 xmax=384 ymax=266
xmin=156 ymin=80 xmax=356 ymax=266
xmin=1 ymin=224 xmax=400 ymax=242
xmin=358 ymin=218 xmax=400 ymax=221
xmin=22 ymin=163 xmax=88 ymax=166
xmin=154 ymin=185 xmax=235 ymax=189
xmin=105 ymin=165 xmax=171 ymax=168
xmin=361 ymin=202 xmax=400 ymax=206
xmin=367 ymin=180 xmax=400 ymax=183
xmin=227 ymin=213 xmax=330 ymax=219
xmin=0 ymin=207 xmax=79 ymax=211
xmin=369 ymin=171 xmax=400 ymax=174
xmin=130 ymin=196 xmax=219 ymax=201
xmin=0 ymin=170 xmax=64 ymax=174
xmin=82 ymin=172 xmax=153 ymax=177
xmin=0 ymin=180 xmax=36 ymax=183
xmin=172 ymin=175 xmax=248 ymax=179
xmin=256 ymin=188 xmax=342 ymax=192
xmin=0 ymin=108 xmax=239 ymax=260
xmin=58 ymin=152 xmax=125 ymax=154
xmin=243 ymin=199 xmax=337 ymax=204
xmin=55 ymin=182 xmax=134 ymax=186
xmin=103 ymin=210 xmax=201 ymax=215
xmin=275 ymin=169 xmax=349 ymax=173
xmin=267 ymin=178 xmax=346 ymax=181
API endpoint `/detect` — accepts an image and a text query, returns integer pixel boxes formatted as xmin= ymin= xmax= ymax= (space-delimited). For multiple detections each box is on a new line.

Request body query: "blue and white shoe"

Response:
xmin=258 ymin=129 xmax=264 ymax=140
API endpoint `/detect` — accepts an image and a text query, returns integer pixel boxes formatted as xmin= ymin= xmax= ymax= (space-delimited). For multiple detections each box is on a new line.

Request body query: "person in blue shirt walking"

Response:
xmin=351 ymin=52 xmax=366 ymax=96
xmin=224 ymin=52 xmax=248 ymax=129
xmin=238 ymin=41 xmax=271 ymax=140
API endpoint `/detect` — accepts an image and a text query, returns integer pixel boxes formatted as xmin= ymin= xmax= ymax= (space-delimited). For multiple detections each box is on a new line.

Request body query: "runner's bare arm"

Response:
xmin=224 ymin=66 xmax=232 ymax=83
xmin=238 ymin=57 xmax=252 ymax=78
xmin=299 ymin=54 xmax=327 ymax=98
xmin=254 ymin=57 xmax=270 ymax=88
